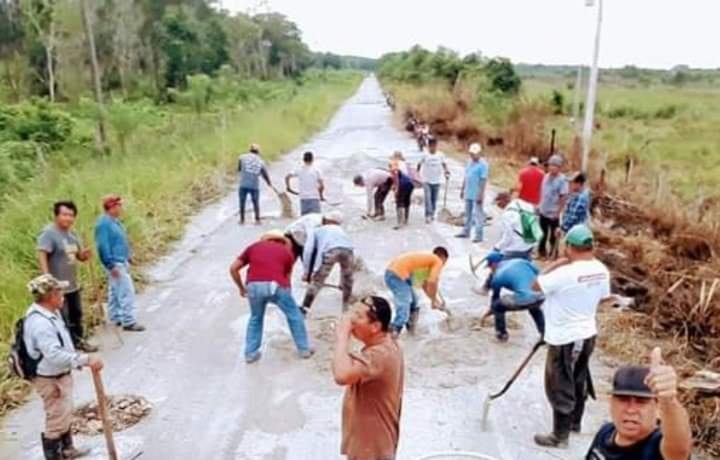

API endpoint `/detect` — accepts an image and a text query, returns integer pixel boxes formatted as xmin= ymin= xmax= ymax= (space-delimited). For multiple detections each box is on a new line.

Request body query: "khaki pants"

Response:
xmin=34 ymin=374 xmax=74 ymax=439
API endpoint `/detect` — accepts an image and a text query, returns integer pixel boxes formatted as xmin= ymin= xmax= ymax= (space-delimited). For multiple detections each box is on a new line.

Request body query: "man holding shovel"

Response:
xmin=532 ymin=224 xmax=611 ymax=448
xmin=23 ymin=274 xmax=104 ymax=460
xmin=237 ymin=143 xmax=278 ymax=224
xmin=417 ymin=137 xmax=450 ymax=223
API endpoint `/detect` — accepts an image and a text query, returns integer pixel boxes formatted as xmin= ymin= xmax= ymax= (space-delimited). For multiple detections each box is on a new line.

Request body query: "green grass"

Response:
xmin=0 ymin=70 xmax=362 ymax=415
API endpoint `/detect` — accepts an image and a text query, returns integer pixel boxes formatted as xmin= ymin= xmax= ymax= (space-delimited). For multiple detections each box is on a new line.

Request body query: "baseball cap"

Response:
xmin=565 ymin=224 xmax=594 ymax=247
xmin=494 ymin=191 xmax=512 ymax=203
xmin=362 ymin=295 xmax=392 ymax=332
xmin=249 ymin=143 xmax=260 ymax=152
xmin=102 ymin=194 xmax=122 ymax=210
xmin=28 ymin=274 xmax=69 ymax=299
xmin=323 ymin=210 xmax=344 ymax=224
xmin=468 ymin=143 xmax=482 ymax=155
xmin=529 ymin=157 xmax=540 ymax=165
xmin=548 ymin=154 xmax=564 ymax=166
xmin=484 ymin=250 xmax=504 ymax=266
xmin=611 ymin=366 xmax=653 ymax=398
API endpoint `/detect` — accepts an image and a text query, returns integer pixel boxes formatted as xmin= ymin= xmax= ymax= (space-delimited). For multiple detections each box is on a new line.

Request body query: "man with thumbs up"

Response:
xmin=585 ymin=347 xmax=693 ymax=460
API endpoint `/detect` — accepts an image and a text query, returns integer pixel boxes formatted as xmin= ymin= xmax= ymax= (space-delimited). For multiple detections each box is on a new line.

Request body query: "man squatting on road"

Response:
xmin=353 ymin=168 xmax=393 ymax=221
xmin=283 ymin=212 xmax=323 ymax=261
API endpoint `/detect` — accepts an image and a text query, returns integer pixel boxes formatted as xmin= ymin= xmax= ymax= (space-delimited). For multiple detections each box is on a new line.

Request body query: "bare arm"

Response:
xmin=229 ymin=258 xmax=247 ymax=296
xmin=284 ymin=174 xmax=293 ymax=193
xmin=318 ymin=178 xmax=325 ymax=201
xmin=260 ymin=167 xmax=273 ymax=188
xmin=332 ymin=315 xmax=370 ymax=385
xmin=37 ymin=250 xmax=50 ymax=274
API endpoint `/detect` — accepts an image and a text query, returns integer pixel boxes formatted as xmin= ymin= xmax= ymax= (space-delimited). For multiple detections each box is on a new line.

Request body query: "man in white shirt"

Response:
xmin=531 ymin=224 xmax=611 ymax=449
xmin=493 ymin=191 xmax=536 ymax=259
xmin=284 ymin=212 xmax=323 ymax=261
xmin=417 ymin=137 xmax=450 ymax=223
xmin=285 ymin=151 xmax=325 ymax=215
xmin=353 ymin=168 xmax=393 ymax=220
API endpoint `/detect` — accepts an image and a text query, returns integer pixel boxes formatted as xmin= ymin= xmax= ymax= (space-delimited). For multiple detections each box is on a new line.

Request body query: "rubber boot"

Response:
xmin=403 ymin=207 xmax=410 ymax=225
xmin=393 ymin=208 xmax=405 ymax=230
xmin=60 ymin=431 xmax=90 ymax=458
xmin=41 ymin=434 xmax=62 ymax=460
xmin=533 ymin=411 xmax=570 ymax=448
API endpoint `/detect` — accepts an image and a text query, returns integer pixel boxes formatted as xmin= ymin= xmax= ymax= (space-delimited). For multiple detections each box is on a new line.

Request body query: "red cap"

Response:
xmin=102 ymin=194 xmax=122 ymax=210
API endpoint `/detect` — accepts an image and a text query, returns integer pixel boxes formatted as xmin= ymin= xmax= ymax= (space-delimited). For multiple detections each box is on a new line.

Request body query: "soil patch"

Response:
xmin=73 ymin=395 xmax=152 ymax=435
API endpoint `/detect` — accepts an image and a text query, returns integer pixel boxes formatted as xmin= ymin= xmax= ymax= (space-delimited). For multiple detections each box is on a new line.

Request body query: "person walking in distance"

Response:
xmin=285 ymin=151 xmax=325 ymax=215
xmin=532 ymin=225 xmax=611 ymax=448
xmin=352 ymin=168 xmax=393 ymax=221
xmin=585 ymin=348 xmax=693 ymax=460
xmin=516 ymin=157 xmax=545 ymax=207
xmin=537 ymin=154 xmax=569 ymax=258
xmin=238 ymin=143 xmax=276 ymax=225
xmin=301 ymin=211 xmax=354 ymax=314
xmin=389 ymin=151 xmax=414 ymax=229
xmin=229 ymin=230 xmax=313 ymax=364
xmin=23 ymin=274 xmax=103 ymax=460
xmin=94 ymin=195 xmax=145 ymax=332
xmin=37 ymin=201 xmax=98 ymax=352
xmin=333 ymin=295 xmax=404 ymax=460
xmin=557 ymin=172 xmax=591 ymax=241
xmin=456 ymin=143 xmax=489 ymax=242
xmin=417 ymin=137 xmax=450 ymax=223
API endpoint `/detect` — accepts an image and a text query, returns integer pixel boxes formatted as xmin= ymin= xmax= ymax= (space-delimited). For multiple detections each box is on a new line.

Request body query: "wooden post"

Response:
xmin=91 ymin=369 xmax=118 ymax=460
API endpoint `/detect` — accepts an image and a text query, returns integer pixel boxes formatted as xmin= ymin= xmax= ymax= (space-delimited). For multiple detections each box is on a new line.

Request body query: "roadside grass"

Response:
xmin=0 ymin=71 xmax=362 ymax=416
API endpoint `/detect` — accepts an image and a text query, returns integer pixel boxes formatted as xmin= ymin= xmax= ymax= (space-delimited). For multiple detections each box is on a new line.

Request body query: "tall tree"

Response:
xmin=21 ymin=0 xmax=58 ymax=101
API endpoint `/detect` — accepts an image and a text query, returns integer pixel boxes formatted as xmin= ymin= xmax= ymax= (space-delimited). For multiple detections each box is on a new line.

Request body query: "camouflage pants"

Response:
xmin=303 ymin=248 xmax=354 ymax=308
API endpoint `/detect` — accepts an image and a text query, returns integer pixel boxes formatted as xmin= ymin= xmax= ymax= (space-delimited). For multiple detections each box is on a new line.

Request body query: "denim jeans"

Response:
xmin=461 ymin=199 xmax=485 ymax=240
xmin=300 ymin=198 xmax=321 ymax=215
xmin=423 ymin=183 xmax=440 ymax=218
xmin=491 ymin=292 xmax=545 ymax=336
xmin=246 ymin=282 xmax=311 ymax=359
xmin=385 ymin=270 xmax=418 ymax=331
xmin=239 ymin=186 xmax=260 ymax=222
xmin=106 ymin=263 xmax=136 ymax=326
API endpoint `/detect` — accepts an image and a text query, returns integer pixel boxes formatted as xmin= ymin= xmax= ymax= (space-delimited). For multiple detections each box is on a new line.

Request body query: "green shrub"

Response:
xmin=0 ymin=101 xmax=75 ymax=149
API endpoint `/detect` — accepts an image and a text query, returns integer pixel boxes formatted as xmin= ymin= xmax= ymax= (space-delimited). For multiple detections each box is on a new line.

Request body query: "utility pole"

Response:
xmin=80 ymin=0 xmax=109 ymax=154
xmin=581 ymin=0 xmax=603 ymax=173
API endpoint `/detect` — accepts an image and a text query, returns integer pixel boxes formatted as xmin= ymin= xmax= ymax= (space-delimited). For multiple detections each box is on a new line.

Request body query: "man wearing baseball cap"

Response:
xmin=532 ymin=224 xmax=611 ymax=448
xmin=586 ymin=348 xmax=692 ymax=459
xmin=23 ymin=274 xmax=103 ymax=459
xmin=516 ymin=156 xmax=544 ymax=206
xmin=456 ymin=142 xmax=489 ymax=242
xmin=537 ymin=154 xmax=569 ymax=258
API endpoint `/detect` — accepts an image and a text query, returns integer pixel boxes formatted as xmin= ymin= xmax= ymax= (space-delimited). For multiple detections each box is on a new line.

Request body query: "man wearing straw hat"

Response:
xmin=229 ymin=230 xmax=313 ymax=364
xmin=237 ymin=143 xmax=278 ymax=225
xmin=23 ymin=274 xmax=103 ymax=460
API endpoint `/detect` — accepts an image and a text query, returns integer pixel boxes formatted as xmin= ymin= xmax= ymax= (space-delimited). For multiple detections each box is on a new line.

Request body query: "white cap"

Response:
xmin=468 ymin=143 xmax=482 ymax=155
xmin=529 ymin=156 xmax=539 ymax=165
xmin=323 ymin=210 xmax=344 ymax=224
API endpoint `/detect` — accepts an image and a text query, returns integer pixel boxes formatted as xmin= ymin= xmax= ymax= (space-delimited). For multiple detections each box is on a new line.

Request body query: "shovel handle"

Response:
xmin=92 ymin=369 xmax=118 ymax=460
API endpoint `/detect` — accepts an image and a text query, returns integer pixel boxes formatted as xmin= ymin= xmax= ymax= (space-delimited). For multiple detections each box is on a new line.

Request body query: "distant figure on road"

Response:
xmin=353 ymin=168 xmax=393 ymax=221
xmin=36 ymin=201 xmax=97 ymax=352
xmin=95 ymin=195 xmax=145 ymax=332
xmin=389 ymin=151 xmax=415 ymax=229
xmin=532 ymin=225 xmax=611 ymax=449
xmin=517 ymin=156 xmax=545 ymax=207
xmin=585 ymin=350 xmax=693 ymax=460
xmin=332 ymin=295 xmax=404 ymax=460
xmin=285 ymin=151 xmax=325 ymax=215
xmin=301 ymin=211 xmax=354 ymax=314
xmin=557 ymin=172 xmax=591 ymax=240
xmin=385 ymin=247 xmax=449 ymax=336
xmin=23 ymin=274 xmax=103 ymax=460
xmin=238 ymin=143 xmax=276 ymax=225
xmin=229 ymin=230 xmax=313 ymax=364
xmin=456 ymin=142 xmax=489 ymax=242
xmin=537 ymin=154 xmax=568 ymax=258
xmin=417 ymin=137 xmax=450 ymax=223
xmin=284 ymin=212 xmax=323 ymax=261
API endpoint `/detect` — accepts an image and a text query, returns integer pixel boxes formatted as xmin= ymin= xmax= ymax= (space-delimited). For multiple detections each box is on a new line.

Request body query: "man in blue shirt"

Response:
xmin=456 ymin=143 xmax=488 ymax=242
xmin=94 ymin=195 xmax=145 ymax=331
xmin=485 ymin=251 xmax=545 ymax=342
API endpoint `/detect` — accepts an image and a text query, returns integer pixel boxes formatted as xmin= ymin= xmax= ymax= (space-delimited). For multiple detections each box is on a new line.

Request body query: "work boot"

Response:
xmin=496 ymin=332 xmax=509 ymax=343
xmin=393 ymin=208 xmax=405 ymax=230
xmin=60 ymin=431 xmax=90 ymax=458
xmin=41 ymin=434 xmax=62 ymax=460
xmin=75 ymin=340 xmax=99 ymax=353
xmin=122 ymin=323 xmax=146 ymax=332
xmin=534 ymin=411 xmax=571 ymax=449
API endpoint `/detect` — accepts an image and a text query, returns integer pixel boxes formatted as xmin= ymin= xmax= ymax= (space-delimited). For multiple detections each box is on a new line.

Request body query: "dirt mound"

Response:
xmin=73 ymin=395 xmax=152 ymax=435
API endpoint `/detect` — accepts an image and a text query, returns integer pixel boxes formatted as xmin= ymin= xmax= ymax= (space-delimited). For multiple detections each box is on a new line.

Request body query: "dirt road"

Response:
xmin=1 ymin=76 xmax=614 ymax=460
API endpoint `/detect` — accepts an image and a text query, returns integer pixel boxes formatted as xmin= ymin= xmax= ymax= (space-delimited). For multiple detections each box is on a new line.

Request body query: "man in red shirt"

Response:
xmin=517 ymin=157 xmax=544 ymax=206
xmin=229 ymin=230 xmax=313 ymax=363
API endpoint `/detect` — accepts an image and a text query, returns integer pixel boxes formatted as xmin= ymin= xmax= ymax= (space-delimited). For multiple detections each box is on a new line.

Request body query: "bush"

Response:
xmin=551 ymin=90 xmax=565 ymax=115
xmin=0 ymin=101 xmax=75 ymax=150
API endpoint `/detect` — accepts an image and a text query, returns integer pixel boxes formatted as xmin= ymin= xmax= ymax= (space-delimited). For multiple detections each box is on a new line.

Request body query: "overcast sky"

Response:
xmin=222 ymin=0 xmax=719 ymax=69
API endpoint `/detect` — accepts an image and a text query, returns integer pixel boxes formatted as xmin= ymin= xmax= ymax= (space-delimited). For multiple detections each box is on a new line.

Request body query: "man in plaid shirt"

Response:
xmin=558 ymin=172 xmax=590 ymax=238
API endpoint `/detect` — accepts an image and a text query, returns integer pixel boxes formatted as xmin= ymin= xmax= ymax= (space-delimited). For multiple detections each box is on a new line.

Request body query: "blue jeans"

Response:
xmin=239 ymin=186 xmax=260 ymax=222
xmin=461 ymin=199 xmax=485 ymax=240
xmin=423 ymin=183 xmax=440 ymax=218
xmin=106 ymin=263 xmax=136 ymax=326
xmin=385 ymin=270 xmax=418 ymax=331
xmin=300 ymin=198 xmax=321 ymax=215
xmin=491 ymin=292 xmax=545 ymax=336
xmin=245 ymin=282 xmax=311 ymax=359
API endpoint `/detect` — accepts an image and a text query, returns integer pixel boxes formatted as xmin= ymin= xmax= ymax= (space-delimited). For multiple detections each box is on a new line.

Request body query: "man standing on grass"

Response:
xmin=557 ymin=172 xmax=591 ymax=240
xmin=229 ymin=230 xmax=313 ymax=364
xmin=37 ymin=201 xmax=98 ymax=352
xmin=417 ymin=137 xmax=450 ymax=223
xmin=333 ymin=295 xmax=404 ymax=460
xmin=301 ymin=211 xmax=354 ymax=314
xmin=532 ymin=224 xmax=611 ymax=449
xmin=537 ymin=154 xmax=569 ymax=258
xmin=23 ymin=274 xmax=103 ymax=460
xmin=285 ymin=151 xmax=325 ymax=215
xmin=94 ymin=195 xmax=145 ymax=332
xmin=586 ymin=349 xmax=693 ymax=460
xmin=456 ymin=142 xmax=488 ymax=242
xmin=517 ymin=157 xmax=545 ymax=207
xmin=238 ymin=143 xmax=276 ymax=225
xmin=353 ymin=168 xmax=393 ymax=221
xmin=384 ymin=247 xmax=449 ymax=337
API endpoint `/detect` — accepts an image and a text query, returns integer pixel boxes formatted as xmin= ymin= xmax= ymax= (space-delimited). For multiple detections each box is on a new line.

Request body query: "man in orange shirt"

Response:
xmin=517 ymin=157 xmax=545 ymax=207
xmin=384 ymin=247 xmax=449 ymax=336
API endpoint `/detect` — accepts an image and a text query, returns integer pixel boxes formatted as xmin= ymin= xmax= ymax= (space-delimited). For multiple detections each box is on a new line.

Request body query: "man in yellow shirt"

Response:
xmin=385 ymin=247 xmax=449 ymax=336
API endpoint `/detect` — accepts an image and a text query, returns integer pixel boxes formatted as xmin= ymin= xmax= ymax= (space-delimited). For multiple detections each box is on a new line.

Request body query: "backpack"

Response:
xmin=513 ymin=204 xmax=544 ymax=244
xmin=7 ymin=311 xmax=63 ymax=380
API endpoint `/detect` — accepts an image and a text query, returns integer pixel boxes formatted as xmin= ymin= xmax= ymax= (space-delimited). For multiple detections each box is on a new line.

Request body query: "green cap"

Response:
xmin=27 ymin=274 xmax=69 ymax=300
xmin=565 ymin=224 xmax=594 ymax=247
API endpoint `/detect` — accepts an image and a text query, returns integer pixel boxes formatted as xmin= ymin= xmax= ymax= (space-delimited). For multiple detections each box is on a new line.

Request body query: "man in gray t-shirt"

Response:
xmin=537 ymin=155 xmax=569 ymax=258
xmin=36 ymin=201 xmax=97 ymax=352
xmin=237 ymin=143 xmax=276 ymax=224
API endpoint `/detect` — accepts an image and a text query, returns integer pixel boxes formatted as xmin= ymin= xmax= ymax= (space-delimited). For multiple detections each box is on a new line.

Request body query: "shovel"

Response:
xmin=91 ymin=369 xmax=118 ymax=460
